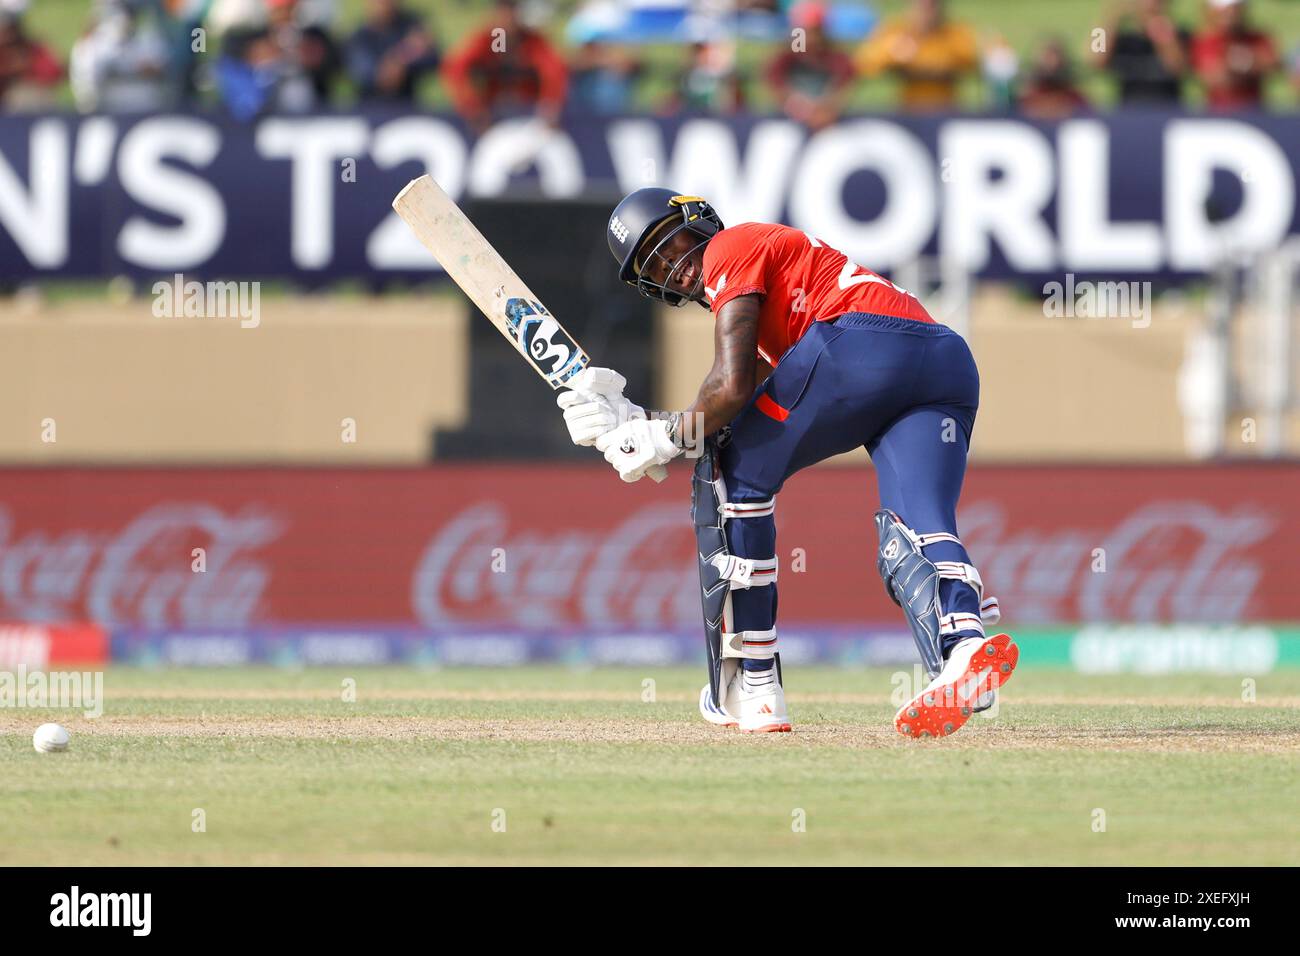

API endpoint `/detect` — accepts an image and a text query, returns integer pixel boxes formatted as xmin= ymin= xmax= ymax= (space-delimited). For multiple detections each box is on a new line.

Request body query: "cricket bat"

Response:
xmin=392 ymin=175 xmax=666 ymax=481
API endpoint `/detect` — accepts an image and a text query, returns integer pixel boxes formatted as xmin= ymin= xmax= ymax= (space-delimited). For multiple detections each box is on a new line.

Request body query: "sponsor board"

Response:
xmin=0 ymin=622 xmax=108 ymax=667
xmin=107 ymin=625 xmax=922 ymax=668
xmin=106 ymin=624 xmax=1300 ymax=671
xmin=1 ymin=112 xmax=1298 ymax=282
xmin=1018 ymin=625 xmax=1300 ymax=672
xmin=1 ymin=465 xmax=1297 ymax=633
xmin=1071 ymin=624 xmax=1281 ymax=674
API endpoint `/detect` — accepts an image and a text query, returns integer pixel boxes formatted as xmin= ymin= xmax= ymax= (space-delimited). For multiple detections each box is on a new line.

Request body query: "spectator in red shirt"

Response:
xmin=766 ymin=1 xmax=855 ymax=129
xmin=1018 ymin=36 xmax=1090 ymax=120
xmin=441 ymin=0 xmax=568 ymax=133
xmin=0 ymin=8 xmax=63 ymax=111
xmin=1191 ymin=0 xmax=1278 ymax=110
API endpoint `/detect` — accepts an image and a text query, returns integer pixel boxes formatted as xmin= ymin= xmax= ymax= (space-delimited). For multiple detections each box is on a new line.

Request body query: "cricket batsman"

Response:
xmin=557 ymin=190 xmax=1017 ymax=738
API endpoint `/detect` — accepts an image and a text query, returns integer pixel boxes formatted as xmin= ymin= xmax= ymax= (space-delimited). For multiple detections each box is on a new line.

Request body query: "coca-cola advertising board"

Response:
xmin=0 ymin=623 xmax=108 ymax=667
xmin=1 ymin=465 xmax=1297 ymax=642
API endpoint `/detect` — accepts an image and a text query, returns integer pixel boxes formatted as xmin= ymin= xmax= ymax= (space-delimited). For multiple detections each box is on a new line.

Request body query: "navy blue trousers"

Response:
xmin=717 ymin=312 xmax=982 ymax=659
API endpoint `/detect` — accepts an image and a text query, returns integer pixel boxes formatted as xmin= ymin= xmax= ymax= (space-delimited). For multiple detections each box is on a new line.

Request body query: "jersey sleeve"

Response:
xmin=703 ymin=224 xmax=771 ymax=313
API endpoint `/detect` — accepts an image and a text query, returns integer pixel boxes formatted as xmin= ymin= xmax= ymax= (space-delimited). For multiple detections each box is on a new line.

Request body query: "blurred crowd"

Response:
xmin=0 ymin=0 xmax=1292 ymax=122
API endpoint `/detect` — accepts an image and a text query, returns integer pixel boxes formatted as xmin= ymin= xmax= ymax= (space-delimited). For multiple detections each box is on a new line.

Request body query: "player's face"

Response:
xmin=640 ymin=227 xmax=705 ymax=299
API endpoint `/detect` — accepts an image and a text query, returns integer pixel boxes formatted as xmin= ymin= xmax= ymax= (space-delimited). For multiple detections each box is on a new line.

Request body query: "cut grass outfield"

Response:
xmin=1 ymin=666 xmax=1297 ymax=865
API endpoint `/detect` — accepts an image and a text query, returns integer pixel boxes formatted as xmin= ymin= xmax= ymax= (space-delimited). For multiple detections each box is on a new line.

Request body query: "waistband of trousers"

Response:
xmin=828 ymin=312 xmax=951 ymax=335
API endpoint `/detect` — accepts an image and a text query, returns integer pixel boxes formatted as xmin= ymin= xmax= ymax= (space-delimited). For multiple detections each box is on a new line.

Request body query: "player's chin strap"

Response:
xmin=874 ymin=508 xmax=1001 ymax=680
xmin=693 ymin=440 xmax=781 ymax=716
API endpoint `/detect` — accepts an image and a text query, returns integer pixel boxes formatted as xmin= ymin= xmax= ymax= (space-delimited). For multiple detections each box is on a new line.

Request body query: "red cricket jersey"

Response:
xmin=701 ymin=222 xmax=933 ymax=365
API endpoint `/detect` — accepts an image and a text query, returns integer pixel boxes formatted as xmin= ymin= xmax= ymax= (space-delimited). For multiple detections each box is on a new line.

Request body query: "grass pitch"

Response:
xmin=2 ymin=665 xmax=1297 ymax=866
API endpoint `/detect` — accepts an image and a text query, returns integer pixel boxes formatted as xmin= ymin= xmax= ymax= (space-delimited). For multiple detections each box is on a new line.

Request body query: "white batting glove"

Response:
xmin=556 ymin=367 xmax=645 ymax=447
xmin=595 ymin=418 xmax=683 ymax=482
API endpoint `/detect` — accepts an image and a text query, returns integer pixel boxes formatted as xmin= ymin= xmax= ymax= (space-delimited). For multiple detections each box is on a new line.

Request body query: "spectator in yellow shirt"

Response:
xmin=854 ymin=0 xmax=979 ymax=110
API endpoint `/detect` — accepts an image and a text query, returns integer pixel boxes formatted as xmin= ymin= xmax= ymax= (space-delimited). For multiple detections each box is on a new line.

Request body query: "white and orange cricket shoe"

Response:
xmin=894 ymin=633 xmax=1019 ymax=739
xmin=698 ymin=665 xmax=792 ymax=733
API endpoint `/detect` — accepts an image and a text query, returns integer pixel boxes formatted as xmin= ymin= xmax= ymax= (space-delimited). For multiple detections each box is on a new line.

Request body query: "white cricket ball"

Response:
xmin=33 ymin=723 xmax=70 ymax=754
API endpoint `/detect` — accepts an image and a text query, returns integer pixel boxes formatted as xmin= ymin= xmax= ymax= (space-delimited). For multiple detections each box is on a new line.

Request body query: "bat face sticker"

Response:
xmin=504 ymin=297 xmax=587 ymax=387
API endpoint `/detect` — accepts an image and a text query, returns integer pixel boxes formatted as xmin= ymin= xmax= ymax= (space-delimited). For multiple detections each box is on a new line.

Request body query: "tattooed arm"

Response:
xmin=645 ymin=295 xmax=761 ymax=447
xmin=682 ymin=294 xmax=761 ymax=439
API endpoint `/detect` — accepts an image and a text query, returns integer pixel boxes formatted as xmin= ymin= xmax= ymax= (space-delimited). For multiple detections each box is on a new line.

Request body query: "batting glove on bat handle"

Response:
xmin=567 ymin=366 xmax=627 ymax=399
